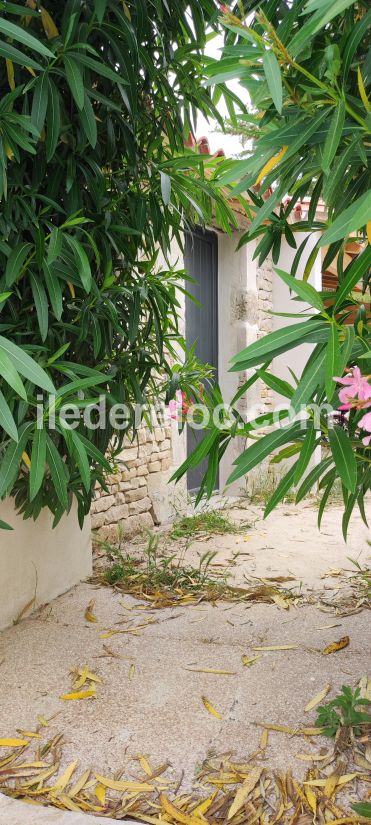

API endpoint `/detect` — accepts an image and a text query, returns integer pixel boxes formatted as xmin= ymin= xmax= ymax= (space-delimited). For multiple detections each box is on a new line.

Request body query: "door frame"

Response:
xmin=184 ymin=227 xmax=219 ymax=493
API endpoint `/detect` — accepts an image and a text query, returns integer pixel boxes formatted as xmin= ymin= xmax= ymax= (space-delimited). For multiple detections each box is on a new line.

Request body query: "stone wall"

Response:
xmin=91 ymin=421 xmax=186 ymax=542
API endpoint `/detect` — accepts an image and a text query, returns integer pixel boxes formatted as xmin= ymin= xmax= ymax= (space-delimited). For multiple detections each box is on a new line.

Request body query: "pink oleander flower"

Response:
xmin=334 ymin=367 xmax=371 ymax=405
xmin=359 ymin=410 xmax=371 ymax=446
xmin=168 ymin=399 xmax=178 ymax=421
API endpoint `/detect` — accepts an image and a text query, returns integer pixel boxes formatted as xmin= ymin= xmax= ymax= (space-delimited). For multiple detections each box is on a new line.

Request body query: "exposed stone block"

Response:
xmin=124 ymin=487 xmax=147 ymax=502
xmin=128 ymin=496 xmax=152 ymax=514
xmin=92 ymin=494 xmax=115 ymax=514
xmin=105 ymin=504 xmax=129 ymax=523
xmin=148 ymin=461 xmax=161 ymax=473
xmin=137 ymin=465 xmax=149 ymax=477
xmin=91 ymin=512 xmax=106 ymax=529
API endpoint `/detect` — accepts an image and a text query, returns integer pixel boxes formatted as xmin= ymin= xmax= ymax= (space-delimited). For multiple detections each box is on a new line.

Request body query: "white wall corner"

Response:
xmin=0 ymin=499 xmax=92 ymax=631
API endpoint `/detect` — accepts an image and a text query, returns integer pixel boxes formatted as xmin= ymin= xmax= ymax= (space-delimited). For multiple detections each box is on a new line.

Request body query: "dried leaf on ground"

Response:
xmin=185 ymin=667 xmax=236 ymax=676
xmin=241 ymin=655 xmax=260 ymax=667
xmin=0 ymin=738 xmax=28 ymax=747
xmin=71 ymin=667 xmax=102 ymax=689
xmin=322 ymin=636 xmax=349 ymax=655
xmin=60 ymin=688 xmax=96 ymax=701
xmin=84 ymin=599 xmax=98 ymax=623
xmin=227 ymin=768 xmax=262 ymax=818
xmin=0 ymin=730 xmax=369 ymax=821
xmin=259 ymin=723 xmax=324 ymax=736
xmin=304 ymin=684 xmax=331 ymax=712
xmin=201 ymin=696 xmax=224 ymax=720
xmin=252 ymin=644 xmax=299 ymax=651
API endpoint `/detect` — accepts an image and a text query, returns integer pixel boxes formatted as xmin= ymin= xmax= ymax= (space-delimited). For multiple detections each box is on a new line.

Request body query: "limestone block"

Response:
xmin=92 ymin=494 xmax=115 ymax=514
xmin=148 ymin=461 xmax=161 ymax=473
xmin=128 ymin=496 xmax=152 ymax=514
xmin=125 ymin=488 xmax=147 ymax=503
xmin=137 ymin=465 xmax=149 ymax=477
xmin=104 ymin=504 xmax=129 ymax=523
xmin=120 ymin=447 xmax=138 ymax=462
xmin=91 ymin=512 xmax=106 ymax=530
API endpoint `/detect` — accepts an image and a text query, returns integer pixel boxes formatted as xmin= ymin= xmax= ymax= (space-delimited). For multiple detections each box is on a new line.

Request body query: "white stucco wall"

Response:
xmin=217 ymin=232 xmax=260 ymax=492
xmin=0 ymin=499 xmax=91 ymax=630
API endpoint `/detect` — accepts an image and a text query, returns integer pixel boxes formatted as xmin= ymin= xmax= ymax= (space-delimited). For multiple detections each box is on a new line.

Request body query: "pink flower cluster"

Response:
xmin=335 ymin=367 xmax=371 ymax=446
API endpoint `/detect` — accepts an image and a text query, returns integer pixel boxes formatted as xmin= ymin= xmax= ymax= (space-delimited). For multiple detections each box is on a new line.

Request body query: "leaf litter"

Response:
xmin=3 ymin=515 xmax=370 ymax=818
xmin=0 ymin=721 xmax=370 ymax=821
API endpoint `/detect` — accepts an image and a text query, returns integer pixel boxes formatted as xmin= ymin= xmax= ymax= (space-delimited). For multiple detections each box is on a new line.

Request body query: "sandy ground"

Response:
xmin=0 ymin=501 xmax=370 ymax=822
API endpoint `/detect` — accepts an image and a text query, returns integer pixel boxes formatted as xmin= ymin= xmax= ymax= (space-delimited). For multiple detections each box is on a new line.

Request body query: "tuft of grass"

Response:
xmin=96 ymin=531 xmax=233 ymax=605
xmin=170 ymin=509 xmax=249 ymax=540
xmin=348 ymin=556 xmax=371 ymax=606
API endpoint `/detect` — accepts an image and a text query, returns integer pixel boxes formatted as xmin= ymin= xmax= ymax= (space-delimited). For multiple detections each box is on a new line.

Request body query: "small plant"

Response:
xmin=170 ymin=509 xmax=249 ymax=540
xmin=315 ymin=686 xmax=371 ymax=738
xmin=349 ymin=556 xmax=371 ymax=605
xmin=95 ymin=529 xmax=232 ymax=605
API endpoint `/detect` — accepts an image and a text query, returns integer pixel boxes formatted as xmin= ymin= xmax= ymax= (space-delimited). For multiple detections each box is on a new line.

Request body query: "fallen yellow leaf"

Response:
xmin=95 ymin=783 xmax=106 ymax=805
xmin=160 ymin=793 xmax=207 ymax=825
xmin=259 ymin=724 xmax=324 ymax=736
xmin=139 ymin=755 xmax=153 ymax=776
xmin=69 ymin=769 xmax=91 ymax=798
xmin=94 ymin=774 xmax=153 ymax=792
xmin=304 ymin=684 xmax=331 ymax=712
xmin=322 ymin=636 xmax=349 ymax=656
xmin=253 ymin=644 xmax=299 ymax=651
xmin=60 ymin=688 xmax=96 ymax=701
xmin=295 ymin=751 xmax=332 ymax=762
xmin=73 ymin=667 xmax=102 ymax=689
xmin=0 ymin=738 xmax=28 ymax=748
xmin=241 ymin=654 xmax=260 ymax=667
xmin=227 ymin=768 xmax=263 ymax=819
xmin=304 ymin=785 xmax=317 ymax=815
xmin=51 ymin=761 xmax=78 ymax=793
xmin=84 ymin=600 xmax=97 ymax=623
xmin=185 ymin=667 xmax=236 ymax=675
xmin=304 ymin=774 xmax=357 ymax=788
xmin=201 ymin=696 xmax=223 ymax=720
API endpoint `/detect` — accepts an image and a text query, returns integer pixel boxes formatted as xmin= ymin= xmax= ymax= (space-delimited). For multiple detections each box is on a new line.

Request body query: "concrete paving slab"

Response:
xmin=0 ymin=792 xmax=132 ymax=823
xmin=0 ymin=502 xmax=369 ymax=822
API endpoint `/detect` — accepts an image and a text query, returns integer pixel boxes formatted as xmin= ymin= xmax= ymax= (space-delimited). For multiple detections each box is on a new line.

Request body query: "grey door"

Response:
xmin=184 ymin=228 xmax=218 ymax=492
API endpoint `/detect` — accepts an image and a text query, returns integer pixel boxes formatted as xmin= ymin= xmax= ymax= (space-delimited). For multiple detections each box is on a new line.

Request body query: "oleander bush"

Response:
xmin=0 ymin=0 xmax=242 ymax=528
xmin=173 ymin=0 xmax=371 ymax=536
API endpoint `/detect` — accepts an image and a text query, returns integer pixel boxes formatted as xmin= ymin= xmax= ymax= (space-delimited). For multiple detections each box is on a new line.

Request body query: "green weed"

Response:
xmin=98 ymin=530 xmax=232 ymax=603
xmin=170 ymin=509 xmax=249 ymax=540
xmin=315 ymin=686 xmax=371 ymax=738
